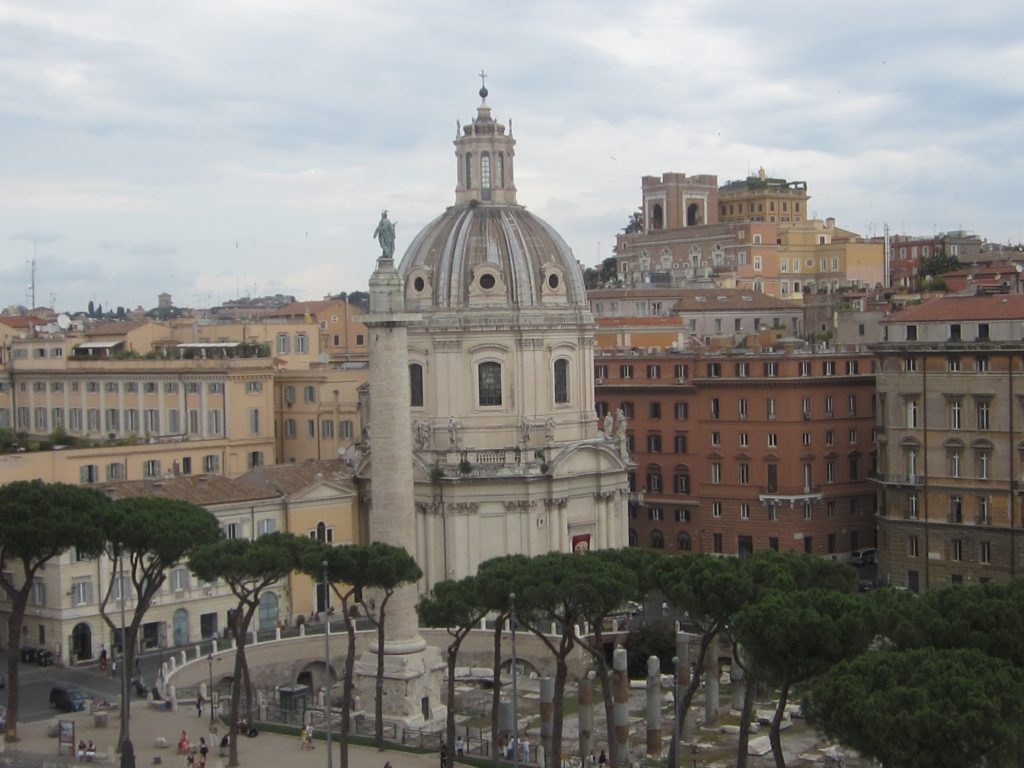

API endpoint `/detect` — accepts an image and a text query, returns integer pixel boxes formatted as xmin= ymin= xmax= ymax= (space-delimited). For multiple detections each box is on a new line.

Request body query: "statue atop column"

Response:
xmin=373 ymin=210 xmax=396 ymax=259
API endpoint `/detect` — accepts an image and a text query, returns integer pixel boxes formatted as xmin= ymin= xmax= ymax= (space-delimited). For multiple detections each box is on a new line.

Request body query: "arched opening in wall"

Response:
xmin=677 ymin=531 xmax=692 ymax=551
xmin=297 ymin=661 xmax=336 ymax=694
xmin=650 ymin=529 xmax=665 ymax=549
xmin=498 ymin=153 xmax=505 ymax=187
xmin=499 ymin=656 xmax=542 ymax=683
xmin=72 ymin=622 xmax=92 ymax=662
xmin=465 ymin=153 xmax=473 ymax=190
xmin=628 ymin=528 xmax=638 ymax=547
xmin=687 ymin=203 xmax=701 ymax=226
xmin=258 ymin=592 xmax=279 ymax=631
xmin=651 ymin=204 xmax=664 ymax=230
xmin=172 ymin=608 xmax=189 ymax=647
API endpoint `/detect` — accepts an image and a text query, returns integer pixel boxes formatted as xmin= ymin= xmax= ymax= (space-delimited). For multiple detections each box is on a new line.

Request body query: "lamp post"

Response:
xmin=323 ymin=560 xmax=333 ymax=768
xmin=119 ymin=552 xmax=135 ymax=768
xmin=690 ymin=743 xmax=698 ymax=768
xmin=509 ymin=593 xmax=519 ymax=768
xmin=669 ymin=656 xmax=680 ymax=768
xmin=207 ymin=653 xmax=216 ymax=726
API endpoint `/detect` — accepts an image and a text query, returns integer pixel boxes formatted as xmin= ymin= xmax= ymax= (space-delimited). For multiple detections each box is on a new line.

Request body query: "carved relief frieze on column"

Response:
xmin=593 ymin=491 xmax=616 ymax=502
xmin=544 ymin=497 xmax=569 ymax=511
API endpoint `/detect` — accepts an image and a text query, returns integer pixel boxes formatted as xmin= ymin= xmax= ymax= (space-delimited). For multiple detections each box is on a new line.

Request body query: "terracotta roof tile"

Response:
xmin=100 ymin=474 xmax=278 ymax=505
xmin=237 ymin=459 xmax=354 ymax=495
xmin=884 ymin=294 xmax=1024 ymax=323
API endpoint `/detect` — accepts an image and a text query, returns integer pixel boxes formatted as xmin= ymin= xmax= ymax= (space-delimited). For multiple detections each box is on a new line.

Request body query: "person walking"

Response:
xmin=196 ymin=693 xmax=204 ymax=718
xmin=440 ymin=741 xmax=448 ymax=768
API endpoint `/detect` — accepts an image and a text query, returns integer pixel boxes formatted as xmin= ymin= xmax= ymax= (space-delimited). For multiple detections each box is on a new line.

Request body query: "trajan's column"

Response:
xmin=355 ymin=211 xmax=445 ymax=726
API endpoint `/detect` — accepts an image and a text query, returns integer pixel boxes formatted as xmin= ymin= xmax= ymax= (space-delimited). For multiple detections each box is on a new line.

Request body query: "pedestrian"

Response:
xmin=585 ymin=751 xmax=596 ymax=768
xmin=598 ymin=750 xmax=607 ymax=766
xmin=99 ymin=644 xmax=108 ymax=672
xmin=521 ymin=738 xmax=530 ymax=763
xmin=456 ymin=736 xmax=465 ymax=757
xmin=661 ymin=600 xmax=668 ymax=617
xmin=440 ymin=741 xmax=448 ymax=768
xmin=199 ymin=737 xmax=208 ymax=763
xmin=196 ymin=693 xmax=204 ymax=718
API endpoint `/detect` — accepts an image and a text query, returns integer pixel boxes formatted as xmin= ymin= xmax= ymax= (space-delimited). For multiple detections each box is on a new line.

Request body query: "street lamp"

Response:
xmin=669 ymin=656 xmax=680 ymax=768
xmin=119 ymin=552 xmax=135 ymax=768
xmin=323 ymin=560 xmax=333 ymax=768
xmin=207 ymin=653 xmax=216 ymax=726
xmin=509 ymin=593 xmax=519 ymax=768
xmin=690 ymin=743 xmax=698 ymax=768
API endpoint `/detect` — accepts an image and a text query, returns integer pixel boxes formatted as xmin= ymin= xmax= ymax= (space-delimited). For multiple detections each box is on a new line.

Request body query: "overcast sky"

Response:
xmin=2 ymin=0 xmax=1022 ymax=313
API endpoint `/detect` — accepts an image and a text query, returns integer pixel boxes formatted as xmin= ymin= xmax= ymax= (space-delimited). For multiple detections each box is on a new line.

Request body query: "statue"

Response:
xmin=520 ymin=417 xmax=533 ymax=445
xmin=414 ymin=419 xmax=433 ymax=450
xmin=544 ymin=417 xmax=556 ymax=444
xmin=373 ymin=210 xmax=396 ymax=259
xmin=614 ymin=408 xmax=628 ymax=438
xmin=448 ymin=416 xmax=462 ymax=449
xmin=603 ymin=411 xmax=614 ymax=439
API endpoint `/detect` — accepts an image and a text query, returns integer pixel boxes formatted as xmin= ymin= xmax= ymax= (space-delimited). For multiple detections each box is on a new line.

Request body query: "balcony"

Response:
xmin=872 ymin=473 xmax=923 ymax=487
xmin=758 ymin=485 xmax=823 ymax=505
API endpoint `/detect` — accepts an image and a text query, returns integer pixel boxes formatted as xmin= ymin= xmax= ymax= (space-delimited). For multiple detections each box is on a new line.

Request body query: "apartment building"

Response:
xmin=595 ymin=342 xmax=877 ymax=558
xmin=872 ymin=294 xmax=1024 ymax=591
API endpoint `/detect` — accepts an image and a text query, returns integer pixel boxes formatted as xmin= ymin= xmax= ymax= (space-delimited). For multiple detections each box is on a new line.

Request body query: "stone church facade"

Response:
xmin=358 ymin=85 xmax=631 ymax=590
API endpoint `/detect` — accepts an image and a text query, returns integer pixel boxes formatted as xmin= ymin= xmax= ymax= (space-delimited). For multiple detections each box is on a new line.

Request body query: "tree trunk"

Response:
xmin=339 ymin=606 xmax=357 ymax=768
xmin=4 ymin=590 xmax=29 ymax=742
xmin=446 ymin=642 xmax=458 ymax=758
xmin=735 ymin=670 xmax=756 ymax=768
xmin=228 ymin=632 xmax=245 ymax=767
xmin=668 ymin=629 xmax=715 ymax=768
xmin=374 ymin=594 xmax=390 ymax=750
xmin=769 ymin=682 xmax=791 ymax=768
xmin=489 ymin=615 xmax=506 ymax=765
xmin=579 ymin=631 xmax=615 ymax=768
xmin=550 ymin=634 xmax=572 ymax=768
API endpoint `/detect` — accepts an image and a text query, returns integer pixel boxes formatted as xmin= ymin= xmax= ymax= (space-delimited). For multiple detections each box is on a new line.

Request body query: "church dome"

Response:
xmin=398 ymin=87 xmax=587 ymax=310
xmin=399 ymin=204 xmax=587 ymax=309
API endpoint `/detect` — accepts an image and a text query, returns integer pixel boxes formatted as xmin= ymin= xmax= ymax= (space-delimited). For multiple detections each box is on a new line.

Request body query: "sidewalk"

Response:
xmin=5 ymin=701 xmax=443 ymax=768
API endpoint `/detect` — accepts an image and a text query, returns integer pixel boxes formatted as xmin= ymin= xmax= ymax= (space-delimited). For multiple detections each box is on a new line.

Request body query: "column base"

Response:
xmin=354 ymin=639 xmax=447 ymax=729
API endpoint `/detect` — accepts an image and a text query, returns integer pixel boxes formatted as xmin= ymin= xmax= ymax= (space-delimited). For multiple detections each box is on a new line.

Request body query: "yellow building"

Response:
xmin=717 ymin=167 xmax=809 ymax=224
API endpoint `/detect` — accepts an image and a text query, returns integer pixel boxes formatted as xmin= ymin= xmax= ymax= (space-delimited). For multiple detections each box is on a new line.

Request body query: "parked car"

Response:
xmin=49 ymin=686 xmax=89 ymax=712
xmin=850 ymin=548 xmax=877 ymax=567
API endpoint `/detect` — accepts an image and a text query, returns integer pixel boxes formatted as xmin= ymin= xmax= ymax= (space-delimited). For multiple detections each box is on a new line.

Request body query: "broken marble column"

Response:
xmin=613 ymin=647 xmax=629 ymax=766
xmin=578 ymin=676 xmax=594 ymax=759
xmin=730 ymin=663 xmax=746 ymax=711
xmin=704 ymin=645 xmax=719 ymax=725
xmin=677 ymin=632 xmax=696 ymax=740
xmin=646 ymin=656 xmax=662 ymax=756
xmin=540 ymin=677 xmax=554 ymax=768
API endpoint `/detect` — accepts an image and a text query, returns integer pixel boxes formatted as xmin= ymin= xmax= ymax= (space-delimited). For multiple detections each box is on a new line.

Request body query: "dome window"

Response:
xmin=479 ymin=273 xmax=496 ymax=290
xmin=414 ymin=276 xmax=425 ymax=292
xmin=548 ymin=274 xmax=560 ymax=290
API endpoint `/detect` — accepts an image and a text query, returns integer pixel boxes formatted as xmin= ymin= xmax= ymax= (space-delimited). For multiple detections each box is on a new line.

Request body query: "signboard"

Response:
xmin=58 ymin=720 xmax=75 ymax=756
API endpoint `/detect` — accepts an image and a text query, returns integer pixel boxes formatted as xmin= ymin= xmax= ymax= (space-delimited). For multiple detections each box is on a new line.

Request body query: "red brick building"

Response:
xmin=596 ymin=345 xmax=878 ymax=557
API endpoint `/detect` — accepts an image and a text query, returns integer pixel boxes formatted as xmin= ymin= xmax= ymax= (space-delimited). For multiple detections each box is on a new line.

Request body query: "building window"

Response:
xmin=246 ymin=381 xmax=262 ymax=393
xmin=648 ymin=434 xmax=662 ymax=453
xmin=249 ymin=408 xmax=261 ymax=435
xmin=650 ymin=530 xmax=665 ymax=549
xmin=767 ymin=433 xmax=778 ymax=448
xmin=554 ymin=359 xmax=569 ymax=404
xmin=947 ymin=357 xmax=961 ymax=373
xmin=739 ymin=463 xmax=750 ymax=485
xmin=257 ymin=518 xmax=278 ymax=536
xmin=646 ymin=364 xmax=661 ymax=379
xmin=764 ymin=361 xmax=778 ymax=377
xmin=976 ymin=400 xmax=990 ymax=430
xmin=826 ymin=461 xmax=836 ymax=483
xmin=712 ymin=502 xmax=722 ymax=518
xmin=949 ymin=399 xmax=962 ymax=430
xmin=203 ymin=455 xmax=220 ymax=473
xmin=284 ymin=419 xmax=296 ymax=438
xmin=647 ymin=507 xmax=663 ymax=521
xmin=710 ymin=398 xmax=720 ymax=420
xmin=952 ymin=538 xmax=964 ymax=561
xmin=846 ymin=360 xmax=859 ymax=375
xmin=207 ymin=410 xmax=223 ymax=436
xmin=711 ymin=463 xmax=721 ymax=484
xmin=977 ymin=451 xmax=990 ymax=480
xmin=647 ymin=469 xmax=662 ymax=492
xmin=848 ymin=395 xmax=857 ymax=416
xmin=948 ymin=450 xmax=961 ymax=478
xmin=909 ymin=536 xmax=919 ymax=558
xmin=143 ymin=460 xmax=161 ymax=478
xmin=766 ymin=398 xmax=776 ymax=420
xmin=711 ymin=431 xmax=721 ymax=447
xmin=410 ymin=363 xmax=424 ymax=407
xmin=304 ymin=385 xmax=316 ymax=403
xmin=677 ymin=532 xmax=692 ymax=551
xmin=322 ymin=419 xmax=334 ymax=439
xmin=674 ymin=434 xmax=688 ymax=453
xmin=478 ymin=362 xmax=503 ymax=406
xmin=248 ymin=451 xmax=264 ymax=469
xmin=620 ymin=364 xmax=633 ymax=380
xmin=107 ymin=463 xmax=125 ymax=481
xmin=225 ymin=522 xmax=241 ymax=540
xmin=908 ymin=493 xmax=919 ymax=519
xmin=738 ymin=399 xmax=748 ymax=419
xmin=171 ymin=568 xmax=190 ymax=592
xmin=950 ymin=495 xmax=963 ymax=523
xmin=978 ymin=496 xmax=990 ymax=525
xmin=675 ymin=402 xmax=689 ymax=420
xmin=71 ymin=580 xmax=93 ymax=606
xmin=674 ymin=469 xmax=690 ymax=494
xmin=906 ymin=399 xmax=918 ymax=428
xmin=823 ymin=360 xmax=835 ymax=376
xmin=739 ymin=432 xmax=749 ymax=447
xmin=649 ymin=401 xmax=661 ymax=419
xmin=980 ymin=541 xmax=991 ymax=564
xmin=276 ymin=334 xmax=291 ymax=355
xmin=713 ymin=533 xmax=723 ymax=553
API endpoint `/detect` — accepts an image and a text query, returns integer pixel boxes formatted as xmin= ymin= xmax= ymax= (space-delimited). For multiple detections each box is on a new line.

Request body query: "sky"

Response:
xmin=2 ymin=0 xmax=1023 ymax=313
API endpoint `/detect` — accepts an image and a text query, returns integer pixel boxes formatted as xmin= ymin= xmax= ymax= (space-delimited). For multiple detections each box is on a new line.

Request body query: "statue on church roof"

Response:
xmin=373 ymin=210 xmax=396 ymax=259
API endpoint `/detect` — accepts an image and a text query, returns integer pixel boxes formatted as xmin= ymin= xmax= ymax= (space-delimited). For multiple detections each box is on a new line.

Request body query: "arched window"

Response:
xmin=651 ymin=530 xmax=665 ymax=549
xmin=478 ymin=361 xmax=502 ymax=406
xmin=409 ymin=363 xmax=424 ymax=407
xmin=628 ymin=528 xmax=638 ymax=547
xmin=465 ymin=154 xmax=473 ymax=189
xmin=677 ymin=531 xmax=692 ymax=551
xmin=498 ymin=153 xmax=505 ymax=187
xmin=687 ymin=202 xmax=701 ymax=226
xmin=554 ymin=359 xmax=569 ymax=404
xmin=651 ymin=203 xmax=664 ymax=230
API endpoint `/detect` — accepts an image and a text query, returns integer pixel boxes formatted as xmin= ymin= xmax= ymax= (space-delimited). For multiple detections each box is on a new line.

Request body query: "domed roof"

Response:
xmin=399 ymin=203 xmax=587 ymax=309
